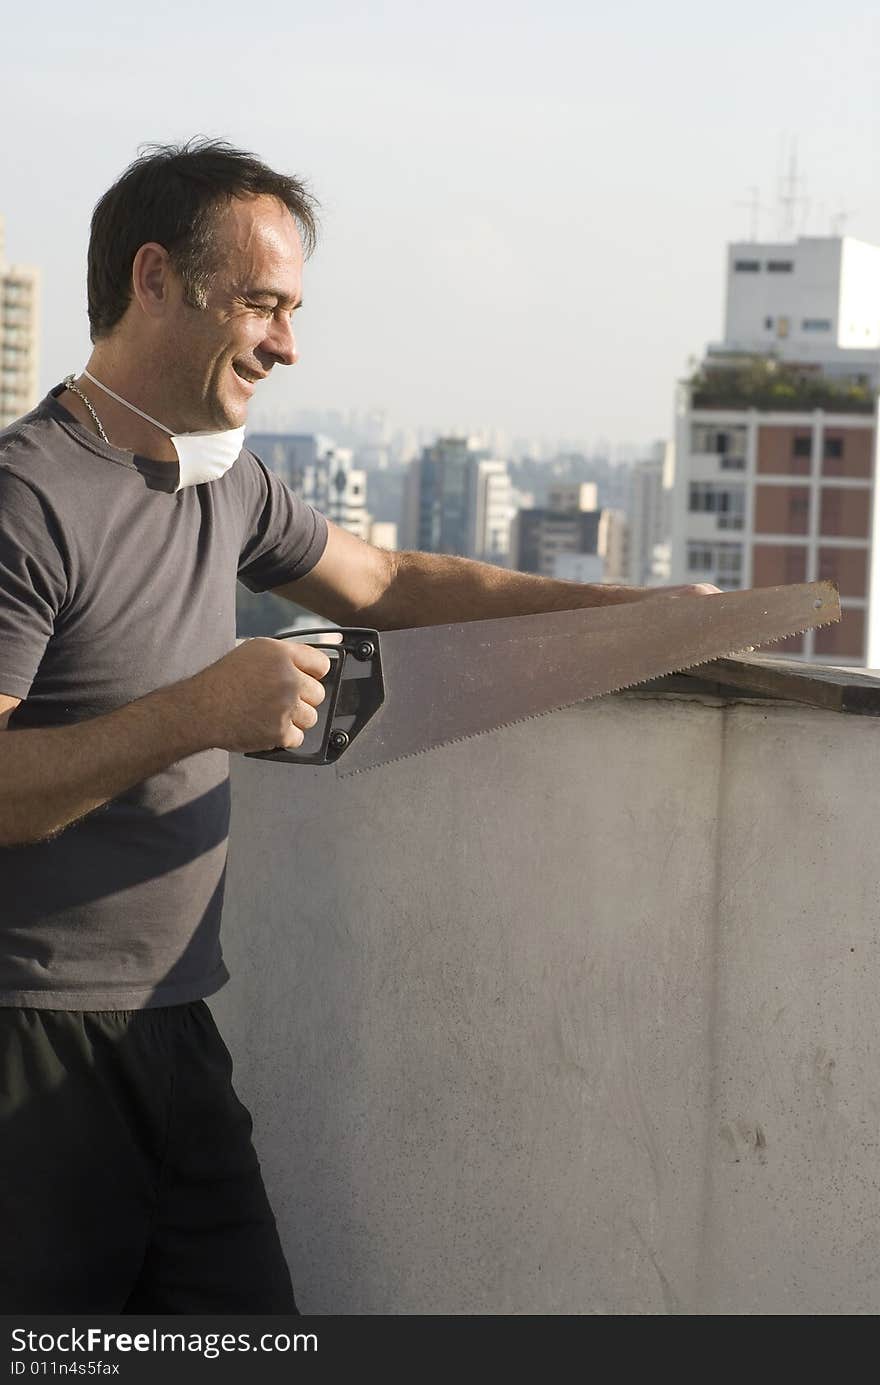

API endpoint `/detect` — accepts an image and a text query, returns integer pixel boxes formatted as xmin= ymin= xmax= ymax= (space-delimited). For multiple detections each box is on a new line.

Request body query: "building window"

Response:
xmin=687 ymin=545 xmax=714 ymax=571
xmin=716 ymin=497 xmax=745 ymax=529
xmin=802 ymin=319 xmax=832 ymax=331
xmin=734 ymin=259 xmax=760 ymax=272
xmin=689 ymin=483 xmax=707 ymax=511
xmin=823 ymin=436 xmax=844 ymax=459
xmin=767 ymin=260 xmax=794 ymax=273
xmin=687 ymin=543 xmax=742 ymax=587
xmin=689 ymin=482 xmax=718 ymax=512
xmin=792 ymin=435 xmax=811 ymax=458
xmin=691 ymin=424 xmax=747 ymax=457
xmin=688 ymin=483 xmax=745 ymax=529
xmin=715 ymin=545 xmax=743 ymax=582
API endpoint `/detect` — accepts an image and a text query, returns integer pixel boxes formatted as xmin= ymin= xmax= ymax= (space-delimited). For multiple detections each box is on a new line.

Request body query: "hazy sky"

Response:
xmin=2 ymin=0 xmax=878 ymax=448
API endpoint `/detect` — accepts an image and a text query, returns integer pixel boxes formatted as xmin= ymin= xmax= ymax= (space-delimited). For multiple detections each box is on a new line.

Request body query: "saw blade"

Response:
xmin=334 ymin=581 xmax=839 ymax=777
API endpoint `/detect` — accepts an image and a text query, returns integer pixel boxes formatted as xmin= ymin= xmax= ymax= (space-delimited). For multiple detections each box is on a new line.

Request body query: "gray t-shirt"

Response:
xmin=0 ymin=385 xmax=328 ymax=1009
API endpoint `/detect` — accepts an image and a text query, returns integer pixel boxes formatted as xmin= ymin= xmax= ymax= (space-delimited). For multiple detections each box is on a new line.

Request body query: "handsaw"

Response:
xmin=245 ymin=580 xmax=839 ymax=776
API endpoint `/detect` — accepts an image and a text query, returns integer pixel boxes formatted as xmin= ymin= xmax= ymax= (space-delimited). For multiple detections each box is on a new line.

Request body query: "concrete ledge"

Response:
xmin=640 ymin=654 xmax=880 ymax=715
xmin=214 ymin=690 xmax=880 ymax=1314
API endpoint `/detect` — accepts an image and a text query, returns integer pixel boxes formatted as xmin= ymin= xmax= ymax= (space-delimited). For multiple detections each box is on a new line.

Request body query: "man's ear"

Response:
xmin=130 ymin=242 xmax=174 ymax=321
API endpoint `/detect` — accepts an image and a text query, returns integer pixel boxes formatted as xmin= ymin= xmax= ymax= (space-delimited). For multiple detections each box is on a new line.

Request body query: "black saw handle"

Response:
xmin=244 ymin=627 xmax=384 ymax=766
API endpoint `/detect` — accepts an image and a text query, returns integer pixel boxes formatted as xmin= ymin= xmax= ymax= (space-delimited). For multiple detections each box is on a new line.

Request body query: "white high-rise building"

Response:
xmin=628 ymin=443 xmax=674 ymax=587
xmin=323 ymin=450 xmax=369 ymax=541
xmin=468 ymin=458 xmax=516 ymax=564
xmin=672 ymin=235 xmax=880 ymax=665
xmin=245 ymin=431 xmax=370 ymax=541
xmin=722 ymin=236 xmax=880 ymax=369
xmin=0 ymin=216 xmax=40 ymax=429
xmin=598 ymin=508 xmax=628 ymax=584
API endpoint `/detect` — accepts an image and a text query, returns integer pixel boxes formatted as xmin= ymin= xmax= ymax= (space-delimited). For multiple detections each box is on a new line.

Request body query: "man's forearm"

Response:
xmin=0 ymin=682 xmax=208 ymax=847
xmin=365 ymin=549 xmax=650 ymax=630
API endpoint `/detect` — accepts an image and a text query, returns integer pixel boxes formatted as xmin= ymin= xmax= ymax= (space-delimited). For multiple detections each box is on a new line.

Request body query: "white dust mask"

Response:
xmin=82 ymin=370 xmax=245 ymax=491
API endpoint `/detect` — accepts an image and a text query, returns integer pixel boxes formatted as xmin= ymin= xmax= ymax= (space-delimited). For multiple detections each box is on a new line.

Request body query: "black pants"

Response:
xmin=0 ymin=1000 xmax=297 ymax=1313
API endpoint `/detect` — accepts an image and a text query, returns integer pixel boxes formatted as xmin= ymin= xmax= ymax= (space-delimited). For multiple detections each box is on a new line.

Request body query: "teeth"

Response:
xmin=339 ymin=614 xmax=842 ymax=778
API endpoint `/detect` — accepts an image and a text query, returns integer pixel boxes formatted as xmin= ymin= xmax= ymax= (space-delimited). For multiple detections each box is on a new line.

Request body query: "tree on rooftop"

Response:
xmin=689 ymin=357 xmax=875 ymax=414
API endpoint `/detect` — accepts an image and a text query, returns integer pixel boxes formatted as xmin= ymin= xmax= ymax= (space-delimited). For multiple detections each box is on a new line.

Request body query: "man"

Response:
xmin=0 ymin=139 xmax=716 ymax=1314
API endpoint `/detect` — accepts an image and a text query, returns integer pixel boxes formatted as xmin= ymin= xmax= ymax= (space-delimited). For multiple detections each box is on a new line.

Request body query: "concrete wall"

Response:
xmin=213 ymin=691 xmax=880 ymax=1314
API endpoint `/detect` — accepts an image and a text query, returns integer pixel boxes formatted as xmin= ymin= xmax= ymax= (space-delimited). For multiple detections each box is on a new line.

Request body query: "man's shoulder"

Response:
xmin=236 ymin=443 xmax=270 ymax=477
xmin=226 ymin=443 xmax=286 ymax=503
xmin=0 ymin=394 xmax=101 ymax=502
xmin=0 ymin=396 xmax=67 ymax=474
xmin=0 ymin=400 xmax=48 ymax=446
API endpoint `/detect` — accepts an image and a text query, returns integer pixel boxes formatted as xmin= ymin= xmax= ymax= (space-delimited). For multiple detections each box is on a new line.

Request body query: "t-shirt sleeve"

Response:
xmin=236 ymin=449 xmax=329 ymax=593
xmin=0 ymin=470 xmax=68 ymax=699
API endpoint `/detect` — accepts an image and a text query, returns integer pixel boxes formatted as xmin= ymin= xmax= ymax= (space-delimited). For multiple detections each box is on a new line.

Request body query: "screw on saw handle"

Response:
xmin=244 ymin=627 xmax=384 ymax=766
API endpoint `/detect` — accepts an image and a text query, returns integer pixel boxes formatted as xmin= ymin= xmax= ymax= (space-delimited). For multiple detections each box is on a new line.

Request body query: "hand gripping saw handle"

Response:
xmin=244 ymin=628 xmax=385 ymax=766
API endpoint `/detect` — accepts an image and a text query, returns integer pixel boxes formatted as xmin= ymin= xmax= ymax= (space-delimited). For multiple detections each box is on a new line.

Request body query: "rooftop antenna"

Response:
xmin=830 ymin=208 xmax=858 ymax=236
xmin=777 ymin=137 xmax=808 ymax=239
xmin=735 ymin=185 xmax=763 ymax=240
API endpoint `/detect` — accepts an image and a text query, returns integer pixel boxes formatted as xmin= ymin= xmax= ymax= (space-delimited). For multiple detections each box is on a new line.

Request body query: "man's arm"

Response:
xmin=0 ymin=640 xmax=331 ymax=847
xmin=273 ymin=522 xmax=717 ymax=630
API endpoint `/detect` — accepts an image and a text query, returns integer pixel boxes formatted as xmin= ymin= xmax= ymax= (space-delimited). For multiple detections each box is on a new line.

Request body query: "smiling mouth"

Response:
xmin=232 ymin=364 xmax=267 ymax=384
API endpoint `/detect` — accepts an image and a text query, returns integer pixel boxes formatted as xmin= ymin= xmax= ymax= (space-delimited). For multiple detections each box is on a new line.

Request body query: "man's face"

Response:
xmin=161 ymin=193 xmax=304 ymax=431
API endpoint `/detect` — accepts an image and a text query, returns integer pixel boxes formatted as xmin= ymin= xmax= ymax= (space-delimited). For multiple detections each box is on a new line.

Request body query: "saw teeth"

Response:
xmin=338 ymin=611 xmax=844 ymax=779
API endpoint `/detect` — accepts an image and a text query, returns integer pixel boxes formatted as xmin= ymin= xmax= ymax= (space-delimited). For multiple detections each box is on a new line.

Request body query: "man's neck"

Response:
xmin=61 ymin=358 xmax=180 ymax=464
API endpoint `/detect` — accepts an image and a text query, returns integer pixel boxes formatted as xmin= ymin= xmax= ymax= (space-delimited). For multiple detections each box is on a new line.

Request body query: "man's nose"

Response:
xmin=263 ymin=312 xmax=298 ymax=366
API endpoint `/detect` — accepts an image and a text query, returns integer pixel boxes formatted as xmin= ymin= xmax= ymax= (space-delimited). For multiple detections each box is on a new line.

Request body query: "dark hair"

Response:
xmin=87 ymin=137 xmax=319 ymax=341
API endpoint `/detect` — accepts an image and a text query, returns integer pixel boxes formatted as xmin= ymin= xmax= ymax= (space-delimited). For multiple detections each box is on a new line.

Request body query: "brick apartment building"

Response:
xmin=672 ymin=235 xmax=880 ymax=665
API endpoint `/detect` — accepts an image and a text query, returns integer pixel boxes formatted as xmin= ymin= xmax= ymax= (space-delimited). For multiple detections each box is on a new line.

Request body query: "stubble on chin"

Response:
xmin=200 ymin=371 xmax=244 ymax=432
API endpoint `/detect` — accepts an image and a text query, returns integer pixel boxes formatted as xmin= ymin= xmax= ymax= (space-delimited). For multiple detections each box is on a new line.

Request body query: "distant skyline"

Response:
xmin=245 ymin=403 xmax=660 ymax=466
xmin=3 ymin=0 xmax=878 ymax=444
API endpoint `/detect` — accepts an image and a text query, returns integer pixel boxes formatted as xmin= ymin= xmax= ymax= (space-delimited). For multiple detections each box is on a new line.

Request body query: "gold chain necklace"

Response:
xmin=62 ymin=374 xmax=109 ymax=443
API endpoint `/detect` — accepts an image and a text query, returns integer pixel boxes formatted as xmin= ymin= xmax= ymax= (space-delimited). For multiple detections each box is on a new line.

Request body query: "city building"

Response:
xmin=722 ymin=236 xmax=880 ymax=369
xmin=514 ymin=505 xmax=600 ymax=578
xmin=671 ymin=235 xmax=880 ymax=664
xmin=321 ymin=452 xmax=369 ymax=541
xmin=469 ymin=458 xmax=516 ymax=564
xmin=368 ymin=521 xmax=398 ymax=551
xmin=513 ymin=483 xmax=628 ymax=583
xmin=628 ymin=444 xmax=674 ymax=587
xmin=547 ymin=482 xmax=598 ymax=513
xmin=598 ymin=509 xmax=628 ymax=584
xmin=245 ymin=431 xmax=327 ymax=493
xmin=404 ymin=437 xmax=514 ymax=562
xmin=246 ymin=431 xmax=370 ymax=541
xmin=0 ymin=216 xmax=39 ymax=429
xmin=552 ymin=552 xmax=604 ymax=584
